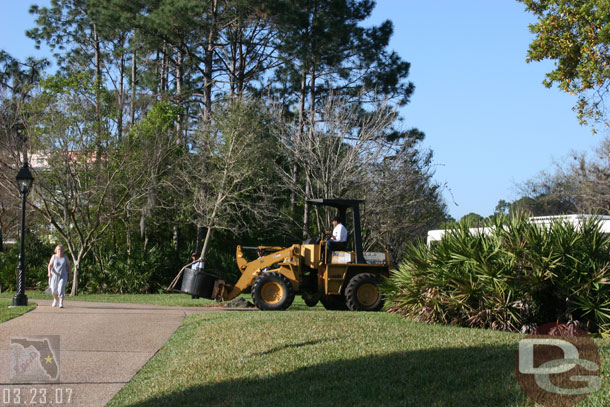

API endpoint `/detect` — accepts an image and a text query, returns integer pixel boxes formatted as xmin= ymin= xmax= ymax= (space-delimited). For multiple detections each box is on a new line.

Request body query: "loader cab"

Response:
xmin=306 ymin=198 xmax=366 ymax=264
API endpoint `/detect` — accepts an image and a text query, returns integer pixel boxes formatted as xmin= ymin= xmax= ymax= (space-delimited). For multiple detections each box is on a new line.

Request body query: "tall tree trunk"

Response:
xmin=69 ymin=248 xmax=85 ymax=296
xmin=229 ymin=26 xmax=237 ymax=97
xmin=303 ymin=178 xmax=311 ymax=239
xmin=199 ymin=174 xmax=226 ymax=261
xmin=237 ymin=27 xmax=245 ymax=97
xmin=203 ymin=0 xmax=219 ymax=125
xmin=126 ymin=218 xmax=132 ymax=260
xmin=118 ymin=44 xmax=125 ymax=141
xmin=140 ymin=176 xmax=157 ymax=250
xmin=196 ymin=226 xmax=205 ymax=253
xmin=291 ymin=71 xmax=308 ymax=213
xmin=160 ymin=41 xmax=168 ymax=96
xmin=175 ymin=47 xmax=184 ymax=144
xmin=302 ymin=67 xmax=317 ymax=238
xmin=199 ymin=227 xmax=213 ymax=261
xmin=173 ymin=225 xmax=179 ymax=250
xmin=93 ymin=23 xmax=102 ymax=159
xmin=0 ymin=203 xmax=4 ymax=253
xmin=70 ymin=259 xmax=78 ymax=296
xmin=130 ymin=48 xmax=136 ymax=130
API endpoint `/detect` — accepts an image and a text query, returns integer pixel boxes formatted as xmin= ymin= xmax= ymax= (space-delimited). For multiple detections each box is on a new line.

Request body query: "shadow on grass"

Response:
xmin=127 ymin=344 xmax=529 ymax=407
xmin=250 ymin=338 xmax=331 ymax=356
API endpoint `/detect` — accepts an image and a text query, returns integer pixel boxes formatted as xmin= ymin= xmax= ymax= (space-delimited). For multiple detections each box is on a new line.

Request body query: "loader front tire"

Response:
xmin=345 ymin=273 xmax=384 ymax=311
xmin=252 ymin=272 xmax=295 ymax=311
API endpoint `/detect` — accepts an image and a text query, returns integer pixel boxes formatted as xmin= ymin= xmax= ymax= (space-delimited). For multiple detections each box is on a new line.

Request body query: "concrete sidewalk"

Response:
xmin=0 ymin=299 xmax=245 ymax=406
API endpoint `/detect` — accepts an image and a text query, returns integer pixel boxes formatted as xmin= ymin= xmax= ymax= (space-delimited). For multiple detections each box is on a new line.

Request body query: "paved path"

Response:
xmin=0 ymin=299 xmax=246 ymax=406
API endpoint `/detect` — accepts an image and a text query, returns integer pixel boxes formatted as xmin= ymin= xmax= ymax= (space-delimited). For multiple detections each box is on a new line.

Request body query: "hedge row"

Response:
xmin=382 ymin=215 xmax=610 ymax=334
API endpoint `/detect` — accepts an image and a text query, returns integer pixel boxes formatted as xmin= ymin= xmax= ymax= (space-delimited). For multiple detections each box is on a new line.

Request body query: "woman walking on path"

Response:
xmin=47 ymin=245 xmax=71 ymax=308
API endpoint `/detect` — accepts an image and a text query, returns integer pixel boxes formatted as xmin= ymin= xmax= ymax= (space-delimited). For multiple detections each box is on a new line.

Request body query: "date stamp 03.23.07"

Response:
xmin=2 ymin=387 xmax=74 ymax=405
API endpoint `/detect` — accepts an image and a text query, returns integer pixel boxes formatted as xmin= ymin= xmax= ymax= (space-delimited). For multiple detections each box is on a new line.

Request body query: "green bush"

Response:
xmin=383 ymin=214 xmax=610 ymax=334
xmin=80 ymin=237 xmax=243 ymax=294
xmin=0 ymin=236 xmax=54 ymax=293
xmin=0 ymin=246 xmax=18 ymax=292
xmin=83 ymin=243 xmax=192 ymax=294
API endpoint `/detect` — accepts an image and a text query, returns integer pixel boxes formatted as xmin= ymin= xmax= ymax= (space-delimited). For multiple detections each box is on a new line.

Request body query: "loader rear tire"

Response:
xmin=302 ymin=292 xmax=320 ymax=307
xmin=252 ymin=272 xmax=295 ymax=311
xmin=345 ymin=273 xmax=384 ymax=311
xmin=320 ymin=294 xmax=348 ymax=310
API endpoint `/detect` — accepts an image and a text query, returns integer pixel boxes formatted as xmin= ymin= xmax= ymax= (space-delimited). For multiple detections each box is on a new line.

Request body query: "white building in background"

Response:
xmin=29 ymin=152 xmax=49 ymax=170
xmin=426 ymin=214 xmax=610 ymax=246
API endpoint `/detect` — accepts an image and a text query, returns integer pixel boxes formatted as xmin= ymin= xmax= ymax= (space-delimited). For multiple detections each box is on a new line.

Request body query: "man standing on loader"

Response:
xmin=326 ymin=216 xmax=348 ymax=261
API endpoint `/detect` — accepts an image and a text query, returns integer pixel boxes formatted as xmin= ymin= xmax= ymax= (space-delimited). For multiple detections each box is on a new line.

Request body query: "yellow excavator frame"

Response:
xmin=214 ymin=242 xmax=392 ymax=303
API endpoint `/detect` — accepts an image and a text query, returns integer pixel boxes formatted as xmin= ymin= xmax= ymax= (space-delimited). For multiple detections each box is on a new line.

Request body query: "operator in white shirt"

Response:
xmin=189 ymin=253 xmax=205 ymax=299
xmin=191 ymin=253 xmax=204 ymax=271
xmin=325 ymin=216 xmax=348 ymax=262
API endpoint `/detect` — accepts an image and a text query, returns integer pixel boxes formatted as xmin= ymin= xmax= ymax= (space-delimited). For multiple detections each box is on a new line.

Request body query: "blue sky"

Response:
xmin=1 ymin=1 xmax=601 ymax=220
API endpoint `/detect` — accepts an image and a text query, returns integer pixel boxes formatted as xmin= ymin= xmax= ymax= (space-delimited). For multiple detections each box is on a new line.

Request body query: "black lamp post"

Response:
xmin=12 ymin=161 xmax=34 ymax=306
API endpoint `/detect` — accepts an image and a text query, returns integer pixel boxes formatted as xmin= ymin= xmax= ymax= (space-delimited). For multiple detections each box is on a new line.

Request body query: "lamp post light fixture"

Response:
xmin=12 ymin=161 xmax=34 ymax=307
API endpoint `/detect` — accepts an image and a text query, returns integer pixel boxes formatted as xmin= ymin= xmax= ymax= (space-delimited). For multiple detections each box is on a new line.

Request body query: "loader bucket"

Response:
xmin=180 ymin=268 xmax=220 ymax=299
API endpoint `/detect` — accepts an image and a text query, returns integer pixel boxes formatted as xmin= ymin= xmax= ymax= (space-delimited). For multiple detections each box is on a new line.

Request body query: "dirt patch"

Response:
xmin=223 ymin=297 xmax=255 ymax=308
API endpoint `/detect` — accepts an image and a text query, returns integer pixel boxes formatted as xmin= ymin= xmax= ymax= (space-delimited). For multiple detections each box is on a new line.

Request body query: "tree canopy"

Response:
xmin=0 ymin=0 xmax=448 ymax=293
xmin=520 ymin=0 xmax=610 ymax=127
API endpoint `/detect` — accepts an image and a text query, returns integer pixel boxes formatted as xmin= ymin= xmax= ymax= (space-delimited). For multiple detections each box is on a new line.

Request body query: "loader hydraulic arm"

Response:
xmin=220 ymin=245 xmax=297 ymax=301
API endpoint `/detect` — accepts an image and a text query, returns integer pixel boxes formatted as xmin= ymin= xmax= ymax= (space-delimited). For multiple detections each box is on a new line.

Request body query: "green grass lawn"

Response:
xmin=0 ymin=291 xmax=217 ymax=306
xmin=0 ymin=291 xmax=321 ymax=310
xmin=107 ymin=310 xmax=610 ymax=407
xmin=2 ymin=291 xmax=607 ymax=406
xmin=0 ymin=299 xmax=37 ymax=323
xmin=0 ymin=291 xmax=217 ymax=307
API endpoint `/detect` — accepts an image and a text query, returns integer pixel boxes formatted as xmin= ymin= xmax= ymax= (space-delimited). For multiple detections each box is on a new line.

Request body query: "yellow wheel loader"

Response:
xmin=181 ymin=199 xmax=394 ymax=311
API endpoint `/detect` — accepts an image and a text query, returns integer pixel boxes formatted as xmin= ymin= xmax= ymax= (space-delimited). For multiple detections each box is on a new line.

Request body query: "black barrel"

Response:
xmin=181 ymin=269 xmax=219 ymax=299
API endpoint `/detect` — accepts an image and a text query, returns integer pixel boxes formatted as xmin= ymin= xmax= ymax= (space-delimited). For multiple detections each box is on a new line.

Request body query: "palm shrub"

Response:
xmin=383 ymin=214 xmax=610 ymax=333
xmin=383 ymin=219 xmax=524 ymax=331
